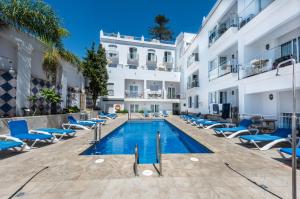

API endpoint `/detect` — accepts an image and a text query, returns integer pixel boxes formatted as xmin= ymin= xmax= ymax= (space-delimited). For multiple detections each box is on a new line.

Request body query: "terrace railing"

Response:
xmin=209 ymin=60 xmax=238 ymax=81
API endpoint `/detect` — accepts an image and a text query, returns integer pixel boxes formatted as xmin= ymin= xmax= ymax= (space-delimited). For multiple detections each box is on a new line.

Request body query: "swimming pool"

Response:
xmin=82 ymin=120 xmax=212 ymax=164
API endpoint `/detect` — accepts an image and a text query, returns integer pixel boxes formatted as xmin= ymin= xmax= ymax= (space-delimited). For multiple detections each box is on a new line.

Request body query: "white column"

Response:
xmin=61 ymin=68 xmax=68 ymax=108
xmin=163 ymin=81 xmax=166 ymax=99
xmin=144 ymin=80 xmax=147 ymax=99
xmin=15 ymin=39 xmax=33 ymax=116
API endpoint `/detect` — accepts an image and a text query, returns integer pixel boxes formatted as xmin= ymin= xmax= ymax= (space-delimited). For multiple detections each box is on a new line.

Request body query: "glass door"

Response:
xmin=167 ymin=87 xmax=176 ymax=99
xmin=129 ymin=85 xmax=138 ymax=97
xmin=150 ymin=104 xmax=159 ymax=113
xmin=130 ymin=104 xmax=139 ymax=112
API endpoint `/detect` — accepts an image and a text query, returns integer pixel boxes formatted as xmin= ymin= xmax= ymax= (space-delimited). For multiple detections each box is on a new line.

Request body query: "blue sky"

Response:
xmin=45 ymin=0 xmax=216 ymax=58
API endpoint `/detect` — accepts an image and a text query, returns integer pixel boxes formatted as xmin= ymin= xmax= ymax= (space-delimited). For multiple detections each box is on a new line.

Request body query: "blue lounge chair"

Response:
xmin=63 ymin=116 xmax=98 ymax=130
xmin=201 ymin=120 xmax=229 ymax=129
xmin=214 ymin=119 xmax=254 ymax=139
xmin=0 ymin=135 xmax=28 ymax=151
xmin=144 ymin=110 xmax=149 ymax=117
xmin=162 ymin=111 xmax=169 ymax=117
xmin=278 ymin=148 xmax=300 ymax=158
xmin=34 ymin=128 xmax=77 ymax=141
xmin=99 ymin=111 xmax=117 ymax=119
xmin=8 ymin=120 xmax=55 ymax=148
xmin=239 ymin=128 xmax=292 ymax=150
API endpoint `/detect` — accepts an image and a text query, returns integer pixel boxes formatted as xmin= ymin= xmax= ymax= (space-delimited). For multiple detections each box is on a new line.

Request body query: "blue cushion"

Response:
xmin=280 ymin=148 xmax=300 ymax=157
xmin=215 ymin=126 xmax=247 ymax=133
xmin=0 ymin=141 xmax=23 ymax=150
xmin=14 ymin=133 xmax=53 ymax=141
xmin=8 ymin=120 xmax=29 ymax=136
xmin=239 ymin=119 xmax=253 ymax=128
xmin=240 ymin=134 xmax=283 ymax=141
xmin=36 ymin=128 xmax=75 ymax=134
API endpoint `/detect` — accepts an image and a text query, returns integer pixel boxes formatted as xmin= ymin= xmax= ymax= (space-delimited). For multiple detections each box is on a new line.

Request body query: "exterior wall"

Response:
xmin=0 ymin=28 xmax=85 ymax=117
xmin=177 ymin=0 xmax=300 ymax=121
xmin=100 ymin=31 xmax=180 ymax=114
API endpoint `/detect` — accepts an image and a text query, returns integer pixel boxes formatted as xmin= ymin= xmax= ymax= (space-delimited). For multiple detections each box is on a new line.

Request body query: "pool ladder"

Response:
xmin=156 ymin=131 xmax=163 ymax=176
xmin=133 ymin=131 xmax=162 ymax=177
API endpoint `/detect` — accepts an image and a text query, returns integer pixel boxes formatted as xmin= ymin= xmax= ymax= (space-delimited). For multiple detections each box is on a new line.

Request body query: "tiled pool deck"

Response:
xmin=0 ymin=115 xmax=299 ymax=199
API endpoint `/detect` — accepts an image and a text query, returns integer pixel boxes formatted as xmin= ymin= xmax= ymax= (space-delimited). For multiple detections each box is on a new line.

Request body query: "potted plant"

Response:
xmin=40 ymin=88 xmax=61 ymax=114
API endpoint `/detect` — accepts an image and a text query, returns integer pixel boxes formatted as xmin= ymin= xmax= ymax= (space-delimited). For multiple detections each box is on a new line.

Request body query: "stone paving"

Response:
xmin=0 ymin=115 xmax=299 ymax=199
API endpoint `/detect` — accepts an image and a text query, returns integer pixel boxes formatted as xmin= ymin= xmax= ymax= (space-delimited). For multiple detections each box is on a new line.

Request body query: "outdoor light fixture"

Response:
xmin=275 ymin=57 xmax=297 ymax=199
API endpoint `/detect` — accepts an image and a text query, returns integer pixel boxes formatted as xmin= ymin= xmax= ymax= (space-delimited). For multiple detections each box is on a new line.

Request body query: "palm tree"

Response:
xmin=149 ymin=15 xmax=173 ymax=41
xmin=0 ymin=0 xmax=81 ymax=82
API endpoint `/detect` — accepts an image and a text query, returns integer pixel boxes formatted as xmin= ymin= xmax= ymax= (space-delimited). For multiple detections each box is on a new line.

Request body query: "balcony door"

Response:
xmin=167 ymin=87 xmax=176 ymax=99
xmin=130 ymin=104 xmax=139 ymax=113
xmin=129 ymin=85 xmax=138 ymax=97
xmin=151 ymin=104 xmax=159 ymax=113
xmin=129 ymin=47 xmax=137 ymax=59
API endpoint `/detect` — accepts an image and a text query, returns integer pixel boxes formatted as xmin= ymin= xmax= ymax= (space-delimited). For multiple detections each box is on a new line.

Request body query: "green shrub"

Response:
xmin=138 ymin=110 xmax=144 ymax=113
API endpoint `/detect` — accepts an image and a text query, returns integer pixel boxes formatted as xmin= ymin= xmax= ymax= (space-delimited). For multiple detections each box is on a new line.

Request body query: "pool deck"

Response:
xmin=0 ymin=115 xmax=299 ymax=199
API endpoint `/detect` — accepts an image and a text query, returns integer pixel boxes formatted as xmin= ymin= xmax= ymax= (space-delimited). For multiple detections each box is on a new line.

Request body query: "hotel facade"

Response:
xmin=100 ymin=31 xmax=181 ymax=114
xmin=101 ymin=0 xmax=300 ymax=127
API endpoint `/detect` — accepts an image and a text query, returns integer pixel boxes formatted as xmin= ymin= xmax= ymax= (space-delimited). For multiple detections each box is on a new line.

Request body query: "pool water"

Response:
xmin=82 ymin=120 xmax=212 ymax=164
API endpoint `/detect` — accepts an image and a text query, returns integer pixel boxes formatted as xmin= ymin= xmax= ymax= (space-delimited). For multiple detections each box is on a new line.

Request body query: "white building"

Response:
xmin=177 ymin=0 xmax=300 ymax=127
xmin=100 ymin=31 xmax=181 ymax=114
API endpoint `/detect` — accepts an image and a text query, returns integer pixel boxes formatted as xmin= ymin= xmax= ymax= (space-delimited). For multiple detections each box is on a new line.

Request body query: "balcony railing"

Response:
xmin=146 ymin=90 xmax=163 ymax=99
xmin=209 ymin=15 xmax=238 ymax=46
xmin=209 ymin=60 xmax=238 ymax=81
xmin=102 ymin=31 xmax=174 ymax=45
xmin=107 ymin=90 xmax=114 ymax=96
xmin=127 ymin=53 xmax=139 ymax=65
xmin=238 ymin=44 xmax=297 ymax=79
xmin=238 ymin=0 xmax=274 ymax=29
xmin=146 ymin=55 xmax=157 ymax=70
xmin=163 ymin=56 xmax=174 ymax=69
xmin=187 ymin=81 xmax=199 ymax=89
xmin=187 ymin=53 xmax=199 ymax=67
xmin=166 ymin=93 xmax=180 ymax=99
xmin=124 ymin=91 xmax=144 ymax=98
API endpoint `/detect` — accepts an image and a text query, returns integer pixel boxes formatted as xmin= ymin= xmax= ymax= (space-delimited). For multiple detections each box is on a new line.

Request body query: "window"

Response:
xmin=147 ymin=49 xmax=156 ymax=61
xmin=167 ymin=87 xmax=176 ymax=99
xmin=188 ymin=96 xmax=192 ymax=108
xmin=130 ymin=104 xmax=139 ymax=113
xmin=164 ymin=51 xmax=172 ymax=63
xmin=151 ymin=104 xmax=159 ymax=112
xmin=129 ymin=47 xmax=138 ymax=59
xmin=107 ymin=83 xmax=114 ymax=96
xmin=129 ymin=85 xmax=138 ymax=97
xmin=219 ymin=91 xmax=227 ymax=104
xmin=108 ymin=44 xmax=117 ymax=49
xmin=194 ymin=95 xmax=199 ymax=108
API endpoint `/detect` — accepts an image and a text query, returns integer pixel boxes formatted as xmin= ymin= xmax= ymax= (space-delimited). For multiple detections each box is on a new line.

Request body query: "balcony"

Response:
xmin=238 ymin=0 xmax=275 ymax=29
xmin=208 ymin=15 xmax=238 ymax=47
xmin=209 ymin=60 xmax=238 ymax=81
xmin=107 ymin=50 xmax=119 ymax=67
xmin=166 ymin=93 xmax=180 ymax=99
xmin=239 ymin=54 xmax=297 ymax=80
xmin=146 ymin=56 xmax=157 ymax=70
xmin=127 ymin=53 xmax=139 ymax=66
xmin=124 ymin=90 xmax=144 ymax=98
xmin=146 ymin=89 xmax=163 ymax=99
xmin=187 ymin=53 xmax=199 ymax=67
xmin=163 ymin=56 xmax=174 ymax=71
xmin=187 ymin=81 xmax=199 ymax=89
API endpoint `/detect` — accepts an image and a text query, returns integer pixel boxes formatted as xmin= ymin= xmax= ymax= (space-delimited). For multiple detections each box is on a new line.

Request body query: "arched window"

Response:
xmin=147 ymin=49 xmax=156 ymax=61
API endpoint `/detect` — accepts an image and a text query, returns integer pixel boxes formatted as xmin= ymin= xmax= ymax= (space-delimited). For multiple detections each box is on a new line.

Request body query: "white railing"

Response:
xmin=209 ymin=60 xmax=238 ymax=81
xmin=187 ymin=53 xmax=199 ymax=67
xmin=238 ymin=45 xmax=296 ymax=79
xmin=209 ymin=14 xmax=238 ymax=46
xmin=238 ymin=0 xmax=274 ymax=29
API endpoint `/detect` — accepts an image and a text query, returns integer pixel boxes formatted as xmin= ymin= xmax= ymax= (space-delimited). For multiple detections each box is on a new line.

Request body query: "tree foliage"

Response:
xmin=0 ymin=0 xmax=64 ymax=44
xmin=0 ymin=0 xmax=81 ymax=79
xmin=81 ymin=43 xmax=108 ymax=108
xmin=149 ymin=15 xmax=173 ymax=41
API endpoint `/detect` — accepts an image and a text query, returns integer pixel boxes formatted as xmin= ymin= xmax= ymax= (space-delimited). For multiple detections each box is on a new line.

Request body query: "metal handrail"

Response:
xmin=134 ymin=144 xmax=139 ymax=176
xmin=156 ymin=131 xmax=162 ymax=176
